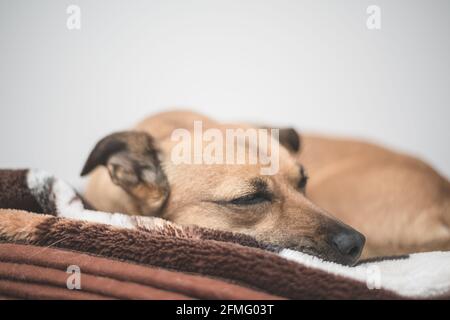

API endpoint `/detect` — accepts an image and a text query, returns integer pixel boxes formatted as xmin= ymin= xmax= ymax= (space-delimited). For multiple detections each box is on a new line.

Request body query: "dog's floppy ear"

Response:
xmin=277 ymin=127 xmax=301 ymax=153
xmin=259 ymin=126 xmax=301 ymax=153
xmin=81 ymin=131 xmax=170 ymax=215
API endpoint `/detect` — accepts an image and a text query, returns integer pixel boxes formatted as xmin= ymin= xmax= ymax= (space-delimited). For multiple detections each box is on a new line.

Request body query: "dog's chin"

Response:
xmin=288 ymin=245 xmax=360 ymax=266
xmin=321 ymin=251 xmax=360 ymax=266
xmin=256 ymin=236 xmax=360 ymax=266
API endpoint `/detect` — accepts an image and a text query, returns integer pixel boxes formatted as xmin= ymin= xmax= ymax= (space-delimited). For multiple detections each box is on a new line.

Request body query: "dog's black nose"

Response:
xmin=331 ymin=229 xmax=365 ymax=261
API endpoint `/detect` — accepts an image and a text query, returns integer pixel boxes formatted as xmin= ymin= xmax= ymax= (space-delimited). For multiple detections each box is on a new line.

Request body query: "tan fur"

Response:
xmin=85 ymin=111 xmax=365 ymax=264
xmin=84 ymin=110 xmax=450 ymax=261
xmin=0 ymin=209 xmax=48 ymax=242
xmin=298 ymin=135 xmax=450 ymax=258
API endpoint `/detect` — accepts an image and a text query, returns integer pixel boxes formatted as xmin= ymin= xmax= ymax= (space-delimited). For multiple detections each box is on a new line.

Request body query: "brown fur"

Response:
xmin=0 ymin=210 xmax=400 ymax=299
xmin=83 ymin=110 xmax=449 ymax=261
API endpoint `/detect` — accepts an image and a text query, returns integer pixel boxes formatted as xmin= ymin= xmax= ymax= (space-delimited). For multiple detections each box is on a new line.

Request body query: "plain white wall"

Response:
xmin=1 ymin=0 xmax=449 ymax=187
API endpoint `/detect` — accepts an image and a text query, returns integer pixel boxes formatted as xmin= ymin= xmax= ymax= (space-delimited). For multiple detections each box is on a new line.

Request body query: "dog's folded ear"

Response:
xmin=278 ymin=128 xmax=301 ymax=153
xmin=259 ymin=126 xmax=301 ymax=153
xmin=81 ymin=131 xmax=170 ymax=215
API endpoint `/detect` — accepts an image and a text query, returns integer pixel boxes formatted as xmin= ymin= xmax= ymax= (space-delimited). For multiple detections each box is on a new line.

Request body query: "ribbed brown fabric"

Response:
xmin=0 ymin=243 xmax=281 ymax=300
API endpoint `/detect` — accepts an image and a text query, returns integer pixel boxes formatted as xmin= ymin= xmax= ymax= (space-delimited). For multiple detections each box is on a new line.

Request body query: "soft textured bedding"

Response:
xmin=0 ymin=169 xmax=449 ymax=299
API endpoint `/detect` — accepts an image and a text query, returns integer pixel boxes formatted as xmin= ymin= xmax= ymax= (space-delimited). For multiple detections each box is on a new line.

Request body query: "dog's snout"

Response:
xmin=330 ymin=228 xmax=365 ymax=262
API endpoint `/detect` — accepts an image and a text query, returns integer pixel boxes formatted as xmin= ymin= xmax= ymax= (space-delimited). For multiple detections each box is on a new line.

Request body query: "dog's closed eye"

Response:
xmin=297 ymin=165 xmax=309 ymax=191
xmin=207 ymin=178 xmax=273 ymax=207
xmin=229 ymin=192 xmax=272 ymax=206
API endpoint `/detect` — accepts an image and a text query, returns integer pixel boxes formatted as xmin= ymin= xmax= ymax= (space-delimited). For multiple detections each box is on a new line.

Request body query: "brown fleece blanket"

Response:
xmin=0 ymin=169 xmax=448 ymax=300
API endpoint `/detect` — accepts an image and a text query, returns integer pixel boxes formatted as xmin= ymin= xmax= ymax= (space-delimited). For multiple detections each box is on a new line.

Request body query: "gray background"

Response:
xmin=1 ymin=0 xmax=449 ymax=187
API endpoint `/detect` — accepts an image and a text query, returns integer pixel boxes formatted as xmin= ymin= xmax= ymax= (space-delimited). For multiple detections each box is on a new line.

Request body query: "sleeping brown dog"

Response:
xmin=81 ymin=110 xmax=450 ymax=265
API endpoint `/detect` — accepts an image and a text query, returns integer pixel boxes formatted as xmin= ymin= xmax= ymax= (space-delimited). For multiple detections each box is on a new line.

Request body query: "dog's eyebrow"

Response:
xmin=249 ymin=178 xmax=270 ymax=194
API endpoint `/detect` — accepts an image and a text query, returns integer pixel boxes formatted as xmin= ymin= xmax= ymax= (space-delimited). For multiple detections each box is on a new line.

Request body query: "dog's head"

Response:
xmin=81 ymin=125 xmax=365 ymax=265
